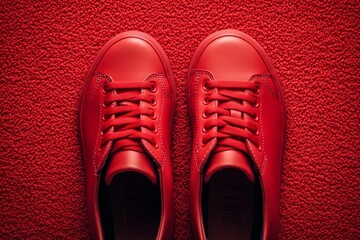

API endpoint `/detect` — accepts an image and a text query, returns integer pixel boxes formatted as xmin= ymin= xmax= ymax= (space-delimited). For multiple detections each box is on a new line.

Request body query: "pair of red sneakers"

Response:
xmin=79 ymin=30 xmax=285 ymax=240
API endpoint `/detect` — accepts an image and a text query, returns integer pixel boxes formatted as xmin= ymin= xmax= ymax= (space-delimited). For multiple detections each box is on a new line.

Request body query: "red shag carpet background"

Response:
xmin=1 ymin=0 xmax=359 ymax=239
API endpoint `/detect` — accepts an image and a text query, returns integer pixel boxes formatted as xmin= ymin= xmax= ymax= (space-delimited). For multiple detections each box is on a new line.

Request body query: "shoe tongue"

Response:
xmin=105 ymin=150 xmax=157 ymax=186
xmin=204 ymin=150 xmax=256 ymax=183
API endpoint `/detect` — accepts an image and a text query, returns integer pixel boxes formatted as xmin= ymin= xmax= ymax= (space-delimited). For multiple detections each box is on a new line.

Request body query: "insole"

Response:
xmin=109 ymin=172 xmax=160 ymax=240
xmin=206 ymin=169 xmax=254 ymax=240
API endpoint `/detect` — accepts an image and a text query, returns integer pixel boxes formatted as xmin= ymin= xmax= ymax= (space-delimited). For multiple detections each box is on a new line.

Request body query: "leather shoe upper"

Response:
xmin=187 ymin=30 xmax=285 ymax=240
xmin=79 ymin=31 xmax=175 ymax=240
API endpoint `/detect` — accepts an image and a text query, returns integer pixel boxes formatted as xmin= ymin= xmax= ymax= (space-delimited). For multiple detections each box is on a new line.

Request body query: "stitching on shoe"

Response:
xmin=92 ymin=101 xmax=102 ymax=175
xmin=142 ymin=76 xmax=160 ymax=163
xmin=158 ymin=74 xmax=167 ymax=168
xmin=248 ymin=74 xmax=270 ymax=173
xmin=90 ymin=73 xmax=112 ymax=174
xmin=142 ymin=73 xmax=167 ymax=169
xmin=245 ymin=112 xmax=262 ymax=173
xmin=250 ymin=73 xmax=278 ymax=99
xmin=193 ymin=70 xmax=216 ymax=171
xmin=193 ymin=72 xmax=200 ymax=171
xmin=259 ymin=95 xmax=267 ymax=173
xmin=86 ymin=74 xmax=102 ymax=102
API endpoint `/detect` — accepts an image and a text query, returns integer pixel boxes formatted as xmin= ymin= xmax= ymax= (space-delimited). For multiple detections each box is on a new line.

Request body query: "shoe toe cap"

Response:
xmin=197 ymin=35 xmax=269 ymax=80
xmin=96 ymin=36 xmax=164 ymax=82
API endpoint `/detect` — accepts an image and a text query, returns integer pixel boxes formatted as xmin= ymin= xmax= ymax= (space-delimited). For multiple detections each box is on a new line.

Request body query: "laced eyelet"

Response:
xmin=151 ymin=127 xmax=158 ymax=133
xmin=258 ymin=145 xmax=262 ymax=151
xmin=255 ymin=130 xmax=259 ymax=136
xmin=201 ymin=141 xmax=205 ymax=147
xmin=102 ymin=103 xmax=107 ymax=108
xmin=100 ymin=131 xmax=104 ymax=135
xmin=153 ymin=143 xmax=159 ymax=149
xmin=102 ymin=116 xmax=106 ymax=121
xmin=202 ymin=80 xmax=210 ymax=91
xmin=202 ymin=111 xmax=209 ymax=119
xmin=150 ymin=112 xmax=157 ymax=119
xmin=102 ymin=88 xmax=107 ymax=94
xmin=253 ymin=114 xmax=259 ymax=121
xmin=150 ymin=97 xmax=157 ymax=106
xmin=150 ymin=82 xmax=157 ymax=93
xmin=203 ymin=96 xmax=210 ymax=105
xmin=202 ymin=127 xmax=208 ymax=133
xmin=254 ymin=83 xmax=260 ymax=94
xmin=253 ymin=101 xmax=259 ymax=108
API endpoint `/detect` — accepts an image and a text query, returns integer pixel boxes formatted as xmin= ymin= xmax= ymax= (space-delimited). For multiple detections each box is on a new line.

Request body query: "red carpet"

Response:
xmin=1 ymin=0 xmax=359 ymax=239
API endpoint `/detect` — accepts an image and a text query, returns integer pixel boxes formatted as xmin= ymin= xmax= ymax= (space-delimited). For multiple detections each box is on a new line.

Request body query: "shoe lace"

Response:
xmin=101 ymin=81 xmax=158 ymax=154
xmin=202 ymin=80 xmax=260 ymax=154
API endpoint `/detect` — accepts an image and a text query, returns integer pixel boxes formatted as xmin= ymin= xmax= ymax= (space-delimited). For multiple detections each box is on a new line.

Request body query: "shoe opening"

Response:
xmin=202 ymin=168 xmax=263 ymax=240
xmin=98 ymin=170 xmax=161 ymax=240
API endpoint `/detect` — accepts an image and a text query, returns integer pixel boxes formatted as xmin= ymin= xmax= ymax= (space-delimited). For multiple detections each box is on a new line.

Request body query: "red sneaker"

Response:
xmin=187 ymin=30 xmax=285 ymax=240
xmin=79 ymin=31 xmax=175 ymax=240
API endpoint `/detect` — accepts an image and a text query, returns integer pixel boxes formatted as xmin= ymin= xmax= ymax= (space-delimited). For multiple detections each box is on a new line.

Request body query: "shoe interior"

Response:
xmin=202 ymin=168 xmax=263 ymax=240
xmin=98 ymin=171 xmax=161 ymax=240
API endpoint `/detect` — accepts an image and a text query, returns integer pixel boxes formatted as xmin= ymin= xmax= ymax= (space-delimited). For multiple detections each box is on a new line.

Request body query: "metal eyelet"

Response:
xmin=203 ymin=96 xmax=210 ymax=105
xmin=150 ymin=82 xmax=157 ymax=93
xmin=202 ymin=111 xmax=209 ymax=119
xmin=202 ymin=80 xmax=210 ymax=91
xmin=150 ymin=97 xmax=157 ymax=106
xmin=151 ymin=127 xmax=158 ymax=133
xmin=150 ymin=112 xmax=157 ymax=119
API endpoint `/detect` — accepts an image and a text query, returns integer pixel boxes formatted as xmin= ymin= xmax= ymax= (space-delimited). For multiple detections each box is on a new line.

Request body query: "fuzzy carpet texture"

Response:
xmin=1 ymin=0 xmax=359 ymax=239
